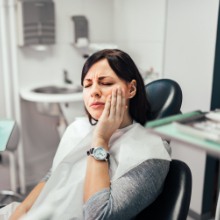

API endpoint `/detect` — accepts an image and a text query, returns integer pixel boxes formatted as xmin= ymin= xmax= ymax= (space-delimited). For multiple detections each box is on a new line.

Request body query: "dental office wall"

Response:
xmin=0 ymin=52 xmax=6 ymax=117
xmin=113 ymin=0 xmax=166 ymax=76
xmin=164 ymin=0 xmax=219 ymax=218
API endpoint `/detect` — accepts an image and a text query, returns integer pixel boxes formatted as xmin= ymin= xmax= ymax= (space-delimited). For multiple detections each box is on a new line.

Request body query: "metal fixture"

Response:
xmin=63 ymin=70 xmax=73 ymax=84
xmin=17 ymin=0 xmax=55 ymax=48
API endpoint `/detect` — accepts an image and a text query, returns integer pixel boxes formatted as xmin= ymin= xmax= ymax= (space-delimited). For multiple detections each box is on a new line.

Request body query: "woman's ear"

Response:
xmin=128 ymin=80 xmax=137 ymax=98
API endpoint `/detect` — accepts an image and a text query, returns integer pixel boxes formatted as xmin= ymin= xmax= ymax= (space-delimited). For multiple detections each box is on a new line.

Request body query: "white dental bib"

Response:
xmin=22 ymin=117 xmax=171 ymax=220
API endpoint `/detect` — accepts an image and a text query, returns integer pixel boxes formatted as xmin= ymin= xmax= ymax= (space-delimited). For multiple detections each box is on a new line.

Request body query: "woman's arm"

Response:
xmin=84 ymin=88 xmax=126 ymax=202
xmin=9 ymin=181 xmax=45 ymax=220
xmin=83 ymin=159 xmax=170 ymax=220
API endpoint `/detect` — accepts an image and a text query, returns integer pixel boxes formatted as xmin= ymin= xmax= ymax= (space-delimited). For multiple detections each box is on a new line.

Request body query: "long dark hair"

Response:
xmin=81 ymin=49 xmax=151 ymax=125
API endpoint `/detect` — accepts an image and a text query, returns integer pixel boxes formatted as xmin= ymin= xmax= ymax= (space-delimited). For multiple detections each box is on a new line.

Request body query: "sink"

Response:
xmin=20 ymin=83 xmax=84 ymax=117
xmin=32 ymin=85 xmax=82 ymax=94
xmin=20 ymin=83 xmax=83 ymax=103
xmin=20 ymin=83 xmax=85 ymax=137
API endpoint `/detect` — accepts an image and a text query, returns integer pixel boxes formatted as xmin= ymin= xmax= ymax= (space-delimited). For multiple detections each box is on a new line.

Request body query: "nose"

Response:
xmin=90 ymin=84 xmax=101 ymax=97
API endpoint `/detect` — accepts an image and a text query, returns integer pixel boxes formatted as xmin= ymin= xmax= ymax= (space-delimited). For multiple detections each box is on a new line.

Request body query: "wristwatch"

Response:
xmin=87 ymin=147 xmax=110 ymax=161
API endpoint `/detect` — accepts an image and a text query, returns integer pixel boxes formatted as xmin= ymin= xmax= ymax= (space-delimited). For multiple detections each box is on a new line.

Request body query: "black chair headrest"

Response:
xmin=145 ymin=79 xmax=182 ymax=121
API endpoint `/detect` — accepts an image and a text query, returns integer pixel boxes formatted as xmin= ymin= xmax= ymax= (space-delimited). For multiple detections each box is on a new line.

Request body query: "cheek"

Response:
xmin=105 ymin=90 xmax=112 ymax=97
xmin=83 ymin=91 xmax=89 ymax=107
xmin=121 ymin=86 xmax=130 ymax=98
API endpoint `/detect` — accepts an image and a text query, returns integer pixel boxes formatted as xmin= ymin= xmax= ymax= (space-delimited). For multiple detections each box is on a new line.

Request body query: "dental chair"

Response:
xmin=0 ymin=123 xmax=22 ymax=206
xmin=145 ymin=78 xmax=182 ymax=120
xmin=135 ymin=79 xmax=192 ymax=220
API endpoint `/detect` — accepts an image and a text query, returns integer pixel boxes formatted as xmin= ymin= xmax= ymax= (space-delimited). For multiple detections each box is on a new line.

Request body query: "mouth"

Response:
xmin=90 ymin=102 xmax=105 ymax=109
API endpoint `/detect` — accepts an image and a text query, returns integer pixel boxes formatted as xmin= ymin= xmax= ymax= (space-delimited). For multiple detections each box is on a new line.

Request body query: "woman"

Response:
xmin=9 ymin=49 xmax=171 ymax=220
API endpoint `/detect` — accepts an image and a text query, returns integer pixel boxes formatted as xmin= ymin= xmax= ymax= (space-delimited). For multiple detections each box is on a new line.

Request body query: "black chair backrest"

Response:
xmin=145 ymin=79 xmax=183 ymax=121
xmin=135 ymin=79 xmax=192 ymax=219
xmin=135 ymin=160 xmax=192 ymax=220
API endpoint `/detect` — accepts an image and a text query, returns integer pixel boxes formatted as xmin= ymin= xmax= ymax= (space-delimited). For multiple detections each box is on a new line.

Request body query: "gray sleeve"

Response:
xmin=83 ymin=159 xmax=170 ymax=220
xmin=40 ymin=169 xmax=52 ymax=182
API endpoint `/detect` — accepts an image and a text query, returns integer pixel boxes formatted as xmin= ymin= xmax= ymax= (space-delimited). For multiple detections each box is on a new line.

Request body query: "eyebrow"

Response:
xmin=84 ymin=76 xmax=114 ymax=81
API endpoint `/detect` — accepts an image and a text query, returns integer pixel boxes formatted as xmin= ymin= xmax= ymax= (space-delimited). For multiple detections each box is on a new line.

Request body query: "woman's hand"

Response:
xmin=84 ymin=88 xmax=126 ymax=201
xmin=9 ymin=182 xmax=46 ymax=220
xmin=92 ymin=87 xmax=126 ymax=147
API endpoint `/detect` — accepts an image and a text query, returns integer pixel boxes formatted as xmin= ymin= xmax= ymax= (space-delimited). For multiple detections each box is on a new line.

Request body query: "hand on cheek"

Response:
xmin=92 ymin=88 xmax=127 ymax=147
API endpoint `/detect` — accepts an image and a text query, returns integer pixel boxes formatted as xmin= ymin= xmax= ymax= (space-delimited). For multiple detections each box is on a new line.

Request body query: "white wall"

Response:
xmin=113 ymin=0 xmax=167 ymax=77
xmin=18 ymin=0 xmax=114 ymax=89
xmin=0 ymin=41 xmax=6 ymax=118
xmin=164 ymin=0 xmax=219 ymax=216
xmin=17 ymin=0 xmax=166 ymax=89
xmin=164 ymin=0 xmax=219 ymax=113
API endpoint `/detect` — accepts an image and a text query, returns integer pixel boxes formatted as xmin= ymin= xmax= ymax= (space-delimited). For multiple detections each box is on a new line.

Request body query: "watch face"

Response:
xmin=93 ymin=147 xmax=107 ymax=160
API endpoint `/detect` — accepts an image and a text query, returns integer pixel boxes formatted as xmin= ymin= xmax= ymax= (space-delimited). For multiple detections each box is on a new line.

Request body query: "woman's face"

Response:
xmin=82 ymin=59 xmax=132 ymax=120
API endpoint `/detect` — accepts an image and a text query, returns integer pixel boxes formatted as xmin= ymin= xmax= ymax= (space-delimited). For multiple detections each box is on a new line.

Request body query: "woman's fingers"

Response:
xmin=109 ymin=88 xmax=117 ymax=118
xmin=109 ymin=87 xmax=125 ymax=119
xmin=101 ymin=94 xmax=111 ymax=118
xmin=94 ymin=88 xmax=126 ymax=143
xmin=101 ymin=87 xmax=126 ymax=121
xmin=118 ymin=88 xmax=126 ymax=119
xmin=116 ymin=88 xmax=123 ymax=118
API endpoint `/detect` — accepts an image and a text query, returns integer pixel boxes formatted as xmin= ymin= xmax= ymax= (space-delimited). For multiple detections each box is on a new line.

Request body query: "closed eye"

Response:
xmin=83 ymin=84 xmax=91 ymax=88
xmin=100 ymin=82 xmax=113 ymax=86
